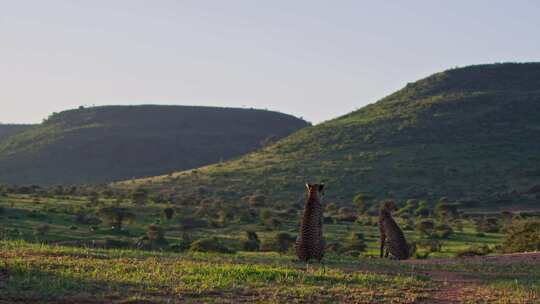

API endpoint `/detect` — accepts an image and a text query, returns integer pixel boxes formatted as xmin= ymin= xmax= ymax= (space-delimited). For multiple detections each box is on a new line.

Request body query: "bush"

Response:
xmin=417 ymin=239 xmax=442 ymax=253
xmin=74 ymin=212 xmax=102 ymax=225
xmin=260 ymin=232 xmax=296 ymax=254
xmin=343 ymin=250 xmax=362 ymax=257
xmin=434 ymin=224 xmax=454 ymax=239
xmin=414 ymin=201 xmax=430 ymax=217
xmin=416 ymin=220 xmax=435 ymax=237
xmin=178 ymin=217 xmax=208 ymax=230
xmin=263 ymin=217 xmax=282 ymax=230
xmin=163 ymin=207 xmax=175 ymax=220
xmin=502 ymin=220 xmax=540 ymax=253
xmin=343 ymin=232 xmax=367 ymax=253
xmin=455 ymin=245 xmax=492 ymax=258
xmin=104 ymin=238 xmax=131 ymax=249
xmin=189 ymin=237 xmax=235 ymax=254
xmin=146 ymin=224 xmax=167 ymax=247
xmin=325 ymin=242 xmax=343 ymax=254
xmin=33 ymin=224 xmax=50 ymax=237
xmin=170 ymin=233 xmax=192 ymax=252
xmin=97 ymin=207 xmax=136 ymax=231
xmin=336 ymin=207 xmax=357 ymax=222
xmin=475 ymin=217 xmax=500 ymax=233
xmin=241 ymin=231 xmax=260 ymax=252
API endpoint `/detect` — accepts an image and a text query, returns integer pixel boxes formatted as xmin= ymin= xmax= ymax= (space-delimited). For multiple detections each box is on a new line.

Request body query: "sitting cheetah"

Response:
xmin=379 ymin=200 xmax=410 ymax=260
xmin=296 ymin=183 xmax=325 ymax=262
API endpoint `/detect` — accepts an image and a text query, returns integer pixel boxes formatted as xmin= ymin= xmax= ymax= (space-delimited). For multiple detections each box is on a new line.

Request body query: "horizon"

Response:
xmin=2 ymin=1 xmax=540 ymax=124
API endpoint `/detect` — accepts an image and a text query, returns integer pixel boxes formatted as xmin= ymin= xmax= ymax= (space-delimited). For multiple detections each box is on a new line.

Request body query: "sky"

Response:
xmin=1 ymin=1 xmax=540 ymax=125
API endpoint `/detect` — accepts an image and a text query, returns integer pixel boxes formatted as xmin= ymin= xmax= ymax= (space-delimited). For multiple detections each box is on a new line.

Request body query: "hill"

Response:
xmin=0 ymin=124 xmax=33 ymax=141
xmin=0 ymin=105 xmax=309 ymax=185
xmin=125 ymin=63 xmax=540 ymax=208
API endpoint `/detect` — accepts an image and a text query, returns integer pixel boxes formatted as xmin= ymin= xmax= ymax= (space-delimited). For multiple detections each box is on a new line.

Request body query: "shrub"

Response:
xmin=416 ymin=219 xmax=435 ymax=237
xmin=104 ymin=238 xmax=131 ymax=249
xmin=343 ymin=232 xmax=367 ymax=253
xmin=132 ymin=188 xmax=149 ymax=205
xmin=261 ymin=232 xmax=296 ymax=254
xmin=325 ymin=242 xmax=343 ymax=254
xmin=455 ymin=245 xmax=492 ymax=258
xmin=170 ymin=233 xmax=192 ymax=252
xmin=74 ymin=212 xmax=101 ymax=225
xmin=178 ymin=217 xmax=208 ymax=229
xmin=189 ymin=237 xmax=235 ymax=254
xmin=336 ymin=207 xmax=357 ymax=222
xmin=241 ymin=231 xmax=260 ymax=251
xmin=97 ymin=207 xmax=136 ymax=231
xmin=263 ymin=217 xmax=282 ymax=230
xmin=475 ymin=217 xmax=500 ymax=233
xmin=414 ymin=201 xmax=430 ymax=217
xmin=343 ymin=250 xmax=362 ymax=257
xmin=163 ymin=207 xmax=175 ymax=220
xmin=34 ymin=224 xmax=50 ymax=237
xmin=417 ymin=239 xmax=442 ymax=253
xmin=434 ymin=224 xmax=454 ymax=239
xmin=501 ymin=220 xmax=540 ymax=253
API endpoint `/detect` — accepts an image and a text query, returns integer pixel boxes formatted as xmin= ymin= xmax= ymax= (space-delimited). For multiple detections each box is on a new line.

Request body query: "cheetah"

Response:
xmin=296 ymin=183 xmax=325 ymax=262
xmin=379 ymin=200 xmax=410 ymax=260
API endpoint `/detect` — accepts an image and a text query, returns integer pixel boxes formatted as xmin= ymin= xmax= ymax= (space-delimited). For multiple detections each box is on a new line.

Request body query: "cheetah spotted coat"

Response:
xmin=296 ymin=184 xmax=324 ymax=262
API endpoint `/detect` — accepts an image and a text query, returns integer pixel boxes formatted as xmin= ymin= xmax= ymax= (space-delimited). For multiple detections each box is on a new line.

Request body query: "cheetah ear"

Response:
xmin=318 ymin=184 xmax=325 ymax=191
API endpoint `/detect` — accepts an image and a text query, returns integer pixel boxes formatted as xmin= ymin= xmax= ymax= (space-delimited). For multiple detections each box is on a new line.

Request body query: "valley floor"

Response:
xmin=1 ymin=241 xmax=538 ymax=304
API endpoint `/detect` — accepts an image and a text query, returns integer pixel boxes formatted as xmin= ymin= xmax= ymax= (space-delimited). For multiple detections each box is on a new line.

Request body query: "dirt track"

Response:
xmin=405 ymin=252 xmax=540 ymax=304
xmin=404 ymin=251 xmax=540 ymax=266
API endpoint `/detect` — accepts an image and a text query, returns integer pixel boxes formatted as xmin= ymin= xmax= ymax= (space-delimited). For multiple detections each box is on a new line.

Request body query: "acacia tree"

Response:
xmin=97 ymin=207 xmax=136 ymax=231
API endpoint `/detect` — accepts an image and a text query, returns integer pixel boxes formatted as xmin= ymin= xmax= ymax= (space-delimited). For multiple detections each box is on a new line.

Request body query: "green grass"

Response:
xmin=2 ymin=240 xmax=539 ymax=303
xmin=0 ymin=194 xmax=503 ymax=259
xmin=0 ymin=240 xmax=430 ymax=303
xmin=1 ymin=193 xmax=539 ymax=303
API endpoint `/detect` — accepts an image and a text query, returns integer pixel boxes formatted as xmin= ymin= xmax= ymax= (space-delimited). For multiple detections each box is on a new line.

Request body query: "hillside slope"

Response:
xmin=126 ymin=63 xmax=540 ymax=207
xmin=0 ymin=124 xmax=33 ymax=141
xmin=0 ymin=105 xmax=309 ymax=185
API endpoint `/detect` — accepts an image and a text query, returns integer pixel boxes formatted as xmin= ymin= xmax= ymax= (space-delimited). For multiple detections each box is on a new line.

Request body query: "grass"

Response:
xmin=0 ymin=240 xmax=430 ymax=303
xmin=0 ymin=193 xmax=504 ymax=258
xmin=1 ymin=193 xmax=540 ymax=303
xmin=2 ymin=240 xmax=539 ymax=303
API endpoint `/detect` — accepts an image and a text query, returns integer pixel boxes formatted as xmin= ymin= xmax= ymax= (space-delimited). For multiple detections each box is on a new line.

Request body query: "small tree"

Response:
xmin=97 ymin=207 xmax=136 ymax=231
xmin=353 ymin=193 xmax=373 ymax=215
xmin=414 ymin=201 xmax=430 ymax=218
xmin=275 ymin=232 xmax=296 ymax=254
xmin=434 ymin=201 xmax=459 ymax=221
xmin=343 ymin=232 xmax=367 ymax=253
xmin=397 ymin=199 xmax=419 ymax=216
xmin=416 ymin=219 xmax=435 ymax=238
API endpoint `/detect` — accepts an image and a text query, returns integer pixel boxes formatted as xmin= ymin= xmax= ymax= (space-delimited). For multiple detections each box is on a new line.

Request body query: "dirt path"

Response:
xmin=404 ymin=252 xmax=540 ymax=303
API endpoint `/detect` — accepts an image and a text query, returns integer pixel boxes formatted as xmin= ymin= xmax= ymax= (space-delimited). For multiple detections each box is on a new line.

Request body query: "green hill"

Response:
xmin=125 ymin=63 xmax=540 ymax=208
xmin=0 ymin=105 xmax=309 ymax=185
xmin=0 ymin=124 xmax=34 ymax=141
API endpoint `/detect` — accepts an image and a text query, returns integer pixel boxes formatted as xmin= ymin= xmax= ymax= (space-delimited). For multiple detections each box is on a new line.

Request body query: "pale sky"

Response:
xmin=1 ymin=0 xmax=539 ymax=124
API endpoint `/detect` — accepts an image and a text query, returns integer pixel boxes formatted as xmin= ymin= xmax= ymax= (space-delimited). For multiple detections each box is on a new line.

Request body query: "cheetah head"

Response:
xmin=305 ymin=183 xmax=325 ymax=200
